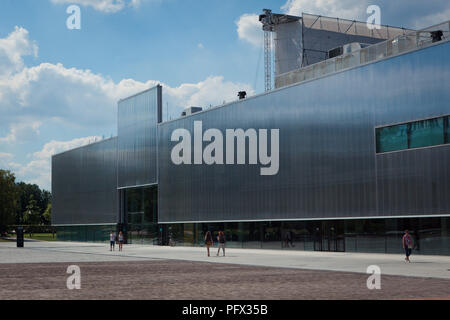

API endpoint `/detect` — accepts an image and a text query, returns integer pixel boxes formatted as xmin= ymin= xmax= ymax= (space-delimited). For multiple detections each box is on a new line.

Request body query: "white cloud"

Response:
xmin=0 ymin=153 xmax=14 ymax=168
xmin=33 ymin=136 xmax=101 ymax=160
xmin=236 ymin=14 xmax=263 ymax=47
xmin=0 ymin=121 xmax=42 ymax=144
xmin=51 ymin=0 xmax=125 ymax=13
xmin=1 ymin=61 xmax=254 ymax=127
xmin=414 ymin=7 xmax=450 ymax=29
xmin=0 ymin=25 xmax=255 ymax=128
xmin=50 ymin=0 xmax=145 ymax=13
xmin=281 ymin=0 xmax=369 ymax=20
xmin=0 ymin=152 xmax=13 ymax=160
xmin=129 ymin=0 xmax=143 ymax=8
xmin=0 ymin=26 xmax=38 ymax=79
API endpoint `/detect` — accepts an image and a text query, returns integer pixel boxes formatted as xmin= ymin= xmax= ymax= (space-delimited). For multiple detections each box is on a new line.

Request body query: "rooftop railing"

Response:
xmin=275 ymin=20 xmax=450 ymax=89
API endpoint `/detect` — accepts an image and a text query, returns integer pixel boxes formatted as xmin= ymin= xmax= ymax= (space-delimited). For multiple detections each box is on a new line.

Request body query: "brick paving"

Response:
xmin=1 ymin=260 xmax=449 ymax=300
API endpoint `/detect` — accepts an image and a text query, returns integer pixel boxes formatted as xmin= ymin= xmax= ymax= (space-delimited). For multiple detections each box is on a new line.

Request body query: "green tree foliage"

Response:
xmin=0 ymin=170 xmax=51 ymax=228
xmin=23 ymin=195 xmax=41 ymax=226
xmin=43 ymin=203 xmax=52 ymax=225
xmin=0 ymin=170 xmax=18 ymax=234
xmin=16 ymin=182 xmax=52 ymax=225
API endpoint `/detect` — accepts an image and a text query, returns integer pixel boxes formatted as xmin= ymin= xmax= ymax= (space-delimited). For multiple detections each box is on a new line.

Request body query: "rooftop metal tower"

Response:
xmin=260 ymin=9 xmax=274 ymax=92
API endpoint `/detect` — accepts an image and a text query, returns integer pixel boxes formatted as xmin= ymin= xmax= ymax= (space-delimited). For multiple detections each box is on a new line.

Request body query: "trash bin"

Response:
xmin=16 ymin=226 xmax=24 ymax=248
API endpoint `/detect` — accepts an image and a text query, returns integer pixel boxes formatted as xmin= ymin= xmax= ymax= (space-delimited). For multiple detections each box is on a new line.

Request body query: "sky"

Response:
xmin=0 ymin=0 xmax=449 ymax=191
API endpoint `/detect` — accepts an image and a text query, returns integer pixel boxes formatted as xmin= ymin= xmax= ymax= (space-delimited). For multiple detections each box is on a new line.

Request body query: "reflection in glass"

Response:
xmin=377 ymin=116 xmax=449 ymax=153
xmin=409 ymin=118 xmax=444 ymax=149
xmin=376 ymin=124 xmax=408 ymax=153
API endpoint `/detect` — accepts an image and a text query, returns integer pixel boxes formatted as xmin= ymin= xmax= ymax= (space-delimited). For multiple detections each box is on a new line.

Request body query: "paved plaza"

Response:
xmin=1 ymin=240 xmax=450 ymax=299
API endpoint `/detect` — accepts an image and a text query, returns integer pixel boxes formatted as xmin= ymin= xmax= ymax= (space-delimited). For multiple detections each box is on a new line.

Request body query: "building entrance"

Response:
xmin=314 ymin=221 xmax=345 ymax=252
xmin=122 ymin=185 xmax=158 ymax=244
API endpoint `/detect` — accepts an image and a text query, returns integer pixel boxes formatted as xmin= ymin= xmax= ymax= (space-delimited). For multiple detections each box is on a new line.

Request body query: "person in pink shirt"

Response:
xmin=402 ymin=230 xmax=413 ymax=263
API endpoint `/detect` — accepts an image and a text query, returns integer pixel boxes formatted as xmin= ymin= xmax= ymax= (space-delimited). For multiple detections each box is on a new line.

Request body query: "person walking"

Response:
xmin=216 ymin=231 xmax=226 ymax=256
xmin=118 ymin=231 xmax=124 ymax=252
xmin=284 ymin=230 xmax=294 ymax=248
xmin=109 ymin=231 xmax=116 ymax=251
xmin=204 ymin=231 xmax=213 ymax=257
xmin=402 ymin=230 xmax=413 ymax=262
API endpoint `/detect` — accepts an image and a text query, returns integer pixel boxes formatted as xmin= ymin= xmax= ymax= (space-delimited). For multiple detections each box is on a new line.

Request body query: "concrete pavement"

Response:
xmin=1 ymin=240 xmax=450 ymax=279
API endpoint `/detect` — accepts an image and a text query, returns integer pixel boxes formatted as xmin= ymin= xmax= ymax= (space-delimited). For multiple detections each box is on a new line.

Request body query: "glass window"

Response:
xmin=143 ymin=186 xmax=157 ymax=224
xmin=127 ymin=188 xmax=143 ymax=213
xmin=376 ymin=116 xmax=449 ymax=153
xmin=376 ymin=124 xmax=408 ymax=153
xmin=128 ymin=212 xmax=143 ymax=224
xmin=408 ymin=118 xmax=444 ymax=149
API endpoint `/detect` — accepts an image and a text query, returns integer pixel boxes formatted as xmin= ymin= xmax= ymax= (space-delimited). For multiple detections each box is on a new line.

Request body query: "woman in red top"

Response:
xmin=204 ymin=231 xmax=213 ymax=257
xmin=402 ymin=230 xmax=413 ymax=263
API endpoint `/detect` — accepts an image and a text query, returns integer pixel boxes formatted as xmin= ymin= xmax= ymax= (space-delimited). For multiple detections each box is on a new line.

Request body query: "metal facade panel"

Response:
xmin=158 ymin=41 xmax=450 ymax=223
xmin=52 ymin=138 xmax=118 ymax=225
xmin=301 ymin=28 xmax=384 ymax=66
xmin=274 ymin=21 xmax=303 ymax=75
xmin=117 ymin=85 xmax=161 ymax=188
xmin=376 ymin=145 xmax=450 ymax=216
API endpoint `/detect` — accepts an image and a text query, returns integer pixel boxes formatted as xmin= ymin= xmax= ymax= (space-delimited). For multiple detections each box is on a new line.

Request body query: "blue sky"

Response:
xmin=1 ymin=0 xmax=279 ymax=86
xmin=0 ymin=0 xmax=449 ymax=190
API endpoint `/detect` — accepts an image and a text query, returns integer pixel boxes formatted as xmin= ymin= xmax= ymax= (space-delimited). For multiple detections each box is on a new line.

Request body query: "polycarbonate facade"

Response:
xmin=377 ymin=144 xmax=450 ymax=216
xmin=117 ymin=85 xmax=161 ymax=189
xmin=52 ymin=137 xmax=118 ymax=225
xmin=51 ymin=38 xmax=450 ymax=254
xmin=158 ymin=40 xmax=450 ymax=223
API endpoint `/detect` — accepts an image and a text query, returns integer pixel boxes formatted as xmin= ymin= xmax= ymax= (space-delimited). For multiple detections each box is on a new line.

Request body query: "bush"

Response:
xmin=10 ymin=225 xmax=56 ymax=234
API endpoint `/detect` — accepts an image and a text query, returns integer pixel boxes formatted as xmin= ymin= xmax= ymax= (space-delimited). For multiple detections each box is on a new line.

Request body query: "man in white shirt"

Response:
xmin=110 ymin=231 xmax=116 ymax=251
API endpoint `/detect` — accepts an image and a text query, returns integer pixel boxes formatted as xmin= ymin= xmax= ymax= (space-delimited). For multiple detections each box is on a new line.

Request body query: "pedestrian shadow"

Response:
xmin=211 ymin=255 xmax=237 ymax=258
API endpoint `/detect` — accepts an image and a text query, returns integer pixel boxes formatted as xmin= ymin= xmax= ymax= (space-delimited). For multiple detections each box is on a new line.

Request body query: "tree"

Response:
xmin=16 ymin=182 xmax=41 ymax=222
xmin=0 ymin=170 xmax=18 ymax=235
xmin=41 ymin=190 xmax=52 ymax=215
xmin=23 ymin=195 xmax=41 ymax=226
xmin=43 ymin=203 xmax=52 ymax=225
xmin=15 ymin=182 xmax=52 ymax=225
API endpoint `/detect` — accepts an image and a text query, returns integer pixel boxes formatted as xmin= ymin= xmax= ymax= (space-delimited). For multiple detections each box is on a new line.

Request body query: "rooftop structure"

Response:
xmin=260 ymin=11 xmax=417 ymax=89
xmin=275 ymin=19 xmax=450 ymax=88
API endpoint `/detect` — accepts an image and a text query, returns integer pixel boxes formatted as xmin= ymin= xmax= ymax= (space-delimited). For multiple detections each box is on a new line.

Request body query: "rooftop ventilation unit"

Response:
xmin=328 ymin=46 xmax=343 ymax=59
xmin=238 ymin=91 xmax=247 ymax=100
xmin=431 ymin=30 xmax=443 ymax=43
xmin=328 ymin=42 xmax=371 ymax=58
xmin=181 ymin=106 xmax=202 ymax=117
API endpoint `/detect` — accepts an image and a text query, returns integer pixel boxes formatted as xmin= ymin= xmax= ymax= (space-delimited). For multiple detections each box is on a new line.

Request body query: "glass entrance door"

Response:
xmin=314 ymin=221 xmax=345 ymax=252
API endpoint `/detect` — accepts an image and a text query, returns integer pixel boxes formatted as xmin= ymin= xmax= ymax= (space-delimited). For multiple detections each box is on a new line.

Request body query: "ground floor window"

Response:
xmin=161 ymin=217 xmax=450 ymax=256
xmin=56 ymin=217 xmax=450 ymax=256
xmin=56 ymin=225 xmax=113 ymax=242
